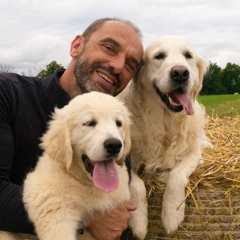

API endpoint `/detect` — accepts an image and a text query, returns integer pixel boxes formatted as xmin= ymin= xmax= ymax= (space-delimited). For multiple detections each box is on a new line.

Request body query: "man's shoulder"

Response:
xmin=0 ymin=72 xmax=40 ymax=88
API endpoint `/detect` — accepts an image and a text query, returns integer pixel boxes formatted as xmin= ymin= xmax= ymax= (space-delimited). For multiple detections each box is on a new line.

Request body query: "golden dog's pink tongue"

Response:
xmin=171 ymin=91 xmax=194 ymax=115
xmin=93 ymin=160 xmax=119 ymax=193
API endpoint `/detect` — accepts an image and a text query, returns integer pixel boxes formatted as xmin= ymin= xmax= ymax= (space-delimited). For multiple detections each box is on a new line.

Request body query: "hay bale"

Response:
xmin=141 ymin=116 xmax=240 ymax=240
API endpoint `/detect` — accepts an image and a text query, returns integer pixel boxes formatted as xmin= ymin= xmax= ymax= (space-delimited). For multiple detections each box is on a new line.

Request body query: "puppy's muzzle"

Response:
xmin=104 ymin=138 xmax=122 ymax=155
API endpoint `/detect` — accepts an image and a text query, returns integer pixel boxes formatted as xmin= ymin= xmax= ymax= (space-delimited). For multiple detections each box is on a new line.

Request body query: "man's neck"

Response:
xmin=59 ymin=62 xmax=83 ymax=99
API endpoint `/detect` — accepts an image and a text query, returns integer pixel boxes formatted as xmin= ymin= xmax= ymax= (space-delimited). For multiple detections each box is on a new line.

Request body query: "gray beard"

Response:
xmin=74 ymin=58 xmax=96 ymax=94
xmin=74 ymin=54 xmax=120 ymax=96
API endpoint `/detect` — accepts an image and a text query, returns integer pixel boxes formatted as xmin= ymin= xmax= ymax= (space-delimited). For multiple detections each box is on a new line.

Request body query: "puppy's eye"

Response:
xmin=155 ymin=53 xmax=165 ymax=60
xmin=83 ymin=120 xmax=97 ymax=127
xmin=116 ymin=120 xmax=122 ymax=127
xmin=185 ymin=52 xmax=192 ymax=59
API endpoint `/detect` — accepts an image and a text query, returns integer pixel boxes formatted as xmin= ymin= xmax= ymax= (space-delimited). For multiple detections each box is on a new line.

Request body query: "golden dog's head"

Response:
xmin=136 ymin=35 xmax=207 ymax=115
xmin=40 ymin=92 xmax=131 ymax=193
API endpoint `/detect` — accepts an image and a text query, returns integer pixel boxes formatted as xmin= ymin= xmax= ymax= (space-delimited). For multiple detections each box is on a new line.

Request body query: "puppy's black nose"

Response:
xmin=104 ymin=138 xmax=122 ymax=155
xmin=170 ymin=66 xmax=189 ymax=83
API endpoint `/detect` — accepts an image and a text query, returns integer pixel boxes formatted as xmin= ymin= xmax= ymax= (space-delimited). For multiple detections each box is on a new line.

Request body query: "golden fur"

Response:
xmin=118 ymin=35 xmax=212 ymax=234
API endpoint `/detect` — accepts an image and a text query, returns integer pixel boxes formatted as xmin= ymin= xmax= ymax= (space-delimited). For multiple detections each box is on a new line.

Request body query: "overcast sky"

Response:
xmin=1 ymin=0 xmax=240 ymax=75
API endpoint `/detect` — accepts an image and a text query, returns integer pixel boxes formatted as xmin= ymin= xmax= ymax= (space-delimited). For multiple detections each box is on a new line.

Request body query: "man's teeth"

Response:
xmin=98 ymin=72 xmax=113 ymax=85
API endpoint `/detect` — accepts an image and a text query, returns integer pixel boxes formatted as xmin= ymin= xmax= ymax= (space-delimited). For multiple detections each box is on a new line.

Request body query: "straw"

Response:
xmin=138 ymin=116 xmax=240 ymax=240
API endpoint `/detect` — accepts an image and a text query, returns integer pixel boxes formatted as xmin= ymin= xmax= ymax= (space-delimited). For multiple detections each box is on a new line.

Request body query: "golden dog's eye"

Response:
xmin=83 ymin=120 xmax=97 ymax=127
xmin=116 ymin=120 xmax=122 ymax=127
xmin=185 ymin=52 xmax=192 ymax=59
xmin=155 ymin=53 xmax=165 ymax=60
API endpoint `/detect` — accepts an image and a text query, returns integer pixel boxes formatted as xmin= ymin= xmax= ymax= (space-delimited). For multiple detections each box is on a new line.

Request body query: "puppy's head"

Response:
xmin=137 ymin=35 xmax=207 ymax=115
xmin=40 ymin=91 xmax=131 ymax=193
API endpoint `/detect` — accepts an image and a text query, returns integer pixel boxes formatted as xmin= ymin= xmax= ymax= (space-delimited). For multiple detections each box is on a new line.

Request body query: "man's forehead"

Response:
xmin=92 ymin=21 xmax=140 ymax=43
xmin=99 ymin=20 xmax=135 ymax=32
xmin=97 ymin=22 xmax=142 ymax=53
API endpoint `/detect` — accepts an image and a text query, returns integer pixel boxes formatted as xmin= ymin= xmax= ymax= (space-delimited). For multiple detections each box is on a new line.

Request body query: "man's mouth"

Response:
xmin=97 ymin=71 xmax=115 ymax=86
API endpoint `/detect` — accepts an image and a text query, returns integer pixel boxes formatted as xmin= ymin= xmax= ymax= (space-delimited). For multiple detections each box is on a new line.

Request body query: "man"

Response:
xmin=0 ymin=18 xmax=144 ymax=240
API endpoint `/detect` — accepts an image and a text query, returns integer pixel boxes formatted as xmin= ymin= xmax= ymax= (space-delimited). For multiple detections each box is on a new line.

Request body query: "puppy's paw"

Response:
xmin=161 ymin=199 xmax=185 ymax=234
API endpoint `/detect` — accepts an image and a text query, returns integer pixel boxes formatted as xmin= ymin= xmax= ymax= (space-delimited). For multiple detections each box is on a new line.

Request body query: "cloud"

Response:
xmin=0 ymin=0 xmax=240 ymax=73
xmin=209 ymin=51 xmax=240 ymax=68
xmin=0 ymin=34 xmax=70 ymax=74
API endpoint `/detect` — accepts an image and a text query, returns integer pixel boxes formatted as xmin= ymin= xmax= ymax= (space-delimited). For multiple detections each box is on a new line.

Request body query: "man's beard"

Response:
xmin=74 ymin=52 xmax=121 ymax=96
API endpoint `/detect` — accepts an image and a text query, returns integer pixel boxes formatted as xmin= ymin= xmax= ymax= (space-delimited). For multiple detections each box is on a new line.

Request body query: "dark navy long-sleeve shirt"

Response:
xmin=0 ymin=69 xmax=70 ymax=233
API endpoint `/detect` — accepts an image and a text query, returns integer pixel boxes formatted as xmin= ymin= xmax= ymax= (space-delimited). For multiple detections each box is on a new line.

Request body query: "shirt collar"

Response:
xmin=43 ymin=69 xmax=71 ymax=108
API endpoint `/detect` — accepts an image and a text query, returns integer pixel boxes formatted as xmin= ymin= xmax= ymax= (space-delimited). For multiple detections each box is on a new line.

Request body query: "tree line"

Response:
xmin=1 ymin=61 xmax=240 ymax=95
xmin=0 ymin=61 xmax=64 ymax=78
xmin=201 ymin=62 xmax=240 ymax=95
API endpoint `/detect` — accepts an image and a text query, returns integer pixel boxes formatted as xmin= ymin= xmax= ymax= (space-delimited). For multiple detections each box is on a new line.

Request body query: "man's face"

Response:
xmin=74 ymin=21 xmax=143 ymax=96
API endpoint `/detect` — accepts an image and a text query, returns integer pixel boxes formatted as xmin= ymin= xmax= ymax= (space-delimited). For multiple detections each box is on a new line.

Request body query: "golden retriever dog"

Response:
xmin=118 ymin=35 xmax=212 ymax=234
xmin=0 ymin=92 xmax=147 ymax=240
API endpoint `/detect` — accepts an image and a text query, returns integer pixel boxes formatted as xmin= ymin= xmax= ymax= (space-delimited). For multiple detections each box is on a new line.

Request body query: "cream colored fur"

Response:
xmin=0 ymin=92 xmax=147 ymax=240
xmin=118 ymin=35 xmax=212 ymax=234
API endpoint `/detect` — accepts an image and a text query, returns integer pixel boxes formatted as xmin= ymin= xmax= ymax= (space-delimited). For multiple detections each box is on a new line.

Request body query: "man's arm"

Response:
xmin=0 ymin=117 xmax=35 ymax=234
xmin=0 ymin=89 xmax=35 ymax=233
xmin=0 ymin=181 xmax=35 ymax=234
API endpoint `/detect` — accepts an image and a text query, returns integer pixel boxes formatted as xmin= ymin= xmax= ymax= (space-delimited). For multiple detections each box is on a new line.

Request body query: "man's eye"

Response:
xmin=100 ymin=44 xmax=116 ymax=56
xmin=126 ymin=62 xmax=134 ymax=72
xmin=104 ymin=45 xmax=114 ymax=52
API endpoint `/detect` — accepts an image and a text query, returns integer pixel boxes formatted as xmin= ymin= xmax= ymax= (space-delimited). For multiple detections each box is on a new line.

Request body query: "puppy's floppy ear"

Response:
xmin=40 ymin=108 xmax=73 ymax=170
xmin=192 ymin=54 xmax=208 ymax=100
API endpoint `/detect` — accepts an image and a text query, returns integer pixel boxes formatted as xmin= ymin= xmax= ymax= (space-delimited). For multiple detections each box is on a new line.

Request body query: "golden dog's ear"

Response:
xmin=124 ymin=128 xmax=132 ymax=158
xmin=133 ymin=59 xmax=145 ymax=83
xmin=192 ymin=55 xmax=208 ymax=100
xmin=40 ymin=108 xmax=73 ymax=170
xmin=117 ymin=116 xmax=132 ymax=167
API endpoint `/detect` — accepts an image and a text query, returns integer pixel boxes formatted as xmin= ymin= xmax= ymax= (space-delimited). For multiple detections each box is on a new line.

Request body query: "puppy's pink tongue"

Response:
xmin=171 ymin=91 xmax=194 ymax=115
xmin=93 ymin=160 xmax=119 ymax=193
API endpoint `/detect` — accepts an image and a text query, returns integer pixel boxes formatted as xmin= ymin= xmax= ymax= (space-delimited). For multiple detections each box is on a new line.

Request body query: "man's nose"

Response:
xmin=108 ymin=55 xmax=125 ymax=74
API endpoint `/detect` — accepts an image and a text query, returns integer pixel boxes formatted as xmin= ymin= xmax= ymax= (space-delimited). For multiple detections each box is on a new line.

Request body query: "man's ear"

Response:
xmin=70 ymin=35 xmax=84 ymax=58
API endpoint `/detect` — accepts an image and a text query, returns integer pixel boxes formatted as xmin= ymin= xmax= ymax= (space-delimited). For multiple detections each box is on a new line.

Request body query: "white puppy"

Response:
xmin=20 ymin=92 xmax=147 ymax=240
xmin=119 ymin=35 xmax=212 ymax=234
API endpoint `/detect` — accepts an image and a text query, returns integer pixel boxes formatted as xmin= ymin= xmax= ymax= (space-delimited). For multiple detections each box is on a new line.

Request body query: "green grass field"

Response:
xmin=197 ymin=94 xmax=240 ymax=118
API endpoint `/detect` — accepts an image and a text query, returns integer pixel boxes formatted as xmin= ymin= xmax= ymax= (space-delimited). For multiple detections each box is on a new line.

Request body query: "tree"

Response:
xmin=36 ymin=61 xmax=64 ymax=78
xmin=0 ymin=64 xmax=15 ymax=73
xmin=201 ymin=62 xmax=225 ymax=95
xmin=222 ymin=63 xmax=240 ymax=94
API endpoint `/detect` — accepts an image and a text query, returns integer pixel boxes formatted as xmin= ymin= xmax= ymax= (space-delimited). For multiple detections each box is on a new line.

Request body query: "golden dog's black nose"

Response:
xmin=104 ymin=138 xmax=122 ymax=155
xmin=170 ymin=66 xmax=189 ymax=83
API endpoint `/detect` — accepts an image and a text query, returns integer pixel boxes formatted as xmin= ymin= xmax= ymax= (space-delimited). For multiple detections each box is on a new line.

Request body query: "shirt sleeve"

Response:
xmin=0 ymin=181 xmax=35 ymax=234
xmin=0 ymin=80 xmax=35 ymax=234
